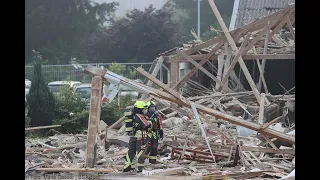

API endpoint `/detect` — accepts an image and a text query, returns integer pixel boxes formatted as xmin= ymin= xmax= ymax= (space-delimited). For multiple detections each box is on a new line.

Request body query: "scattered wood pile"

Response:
xmin=25 ymin=1 xmax=295 ymax=179
xmin=25 ymin=91 xmax=295 ymax=179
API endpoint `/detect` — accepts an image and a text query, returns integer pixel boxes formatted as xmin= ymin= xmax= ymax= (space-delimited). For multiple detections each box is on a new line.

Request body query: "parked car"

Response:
xmin=25 ymin=79 xmax=31 ymax=102
xmin=74 ymin=84 xmax=91 ymax=99
xmin=25 ymin=79 xmax=31 ymax=88
xmin=48 ymin=81 xmax=81 ymax=93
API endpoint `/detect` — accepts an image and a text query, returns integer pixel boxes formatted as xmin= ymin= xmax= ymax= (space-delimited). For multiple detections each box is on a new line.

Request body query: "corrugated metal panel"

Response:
xmin=234 ymin=0 xmax=295 ymax=28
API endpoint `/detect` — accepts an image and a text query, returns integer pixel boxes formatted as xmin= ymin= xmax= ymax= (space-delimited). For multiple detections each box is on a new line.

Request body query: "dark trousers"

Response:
xmin=123 ymin=136 xmax=137 ymax=170
xmin=136 ymin=136 xmax=152 ymax=171
xmin=149 ymin=137 xmax=159 ymax=164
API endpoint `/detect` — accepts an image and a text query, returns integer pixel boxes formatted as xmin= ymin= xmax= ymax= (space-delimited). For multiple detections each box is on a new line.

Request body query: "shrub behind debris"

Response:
xmin=27 ymin=52 xmax=55 ymax=130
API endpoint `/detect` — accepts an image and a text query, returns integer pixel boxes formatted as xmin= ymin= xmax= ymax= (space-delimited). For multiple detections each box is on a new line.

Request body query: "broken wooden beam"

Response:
xmin=25 ymin=125 xmax=61 ymax=131
xmin=286 ymin=15 xmax=295 ymax=41
xmin=173 ymin=41 xmax=225 ymax=90
xmin=218 ymin=32 xmax=251 ymax=92
xmin=258 ymin=93 xmax=266 ymax=125
xmin=107 ymin=116 xmax=125 ymax=130
xmin=136 ymin=67 xmax=294 ymax=144
xmin=85 ymin=76 xmax=103 ymax=168
xmin=141 ymin=56 xmax=164 ymax=99
xmin=253 ymin=47 xmax=269 ymax=93
xmin=241 ymin=146 xmax=294 ymax=155
xmin=187 ymin=91 xmax=253 ymax=101
xmin=164 ymin=54 xmax=295 ymax=62
xmin=207 ymin=0 xmax=266 ymax=105
xmin=176 ymin=49 xmax=233 ymax=93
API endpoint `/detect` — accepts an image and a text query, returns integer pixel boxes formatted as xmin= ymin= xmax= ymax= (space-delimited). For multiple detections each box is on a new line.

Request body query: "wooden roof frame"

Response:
xmin=164 ymin=2 xmax=295 ymax=103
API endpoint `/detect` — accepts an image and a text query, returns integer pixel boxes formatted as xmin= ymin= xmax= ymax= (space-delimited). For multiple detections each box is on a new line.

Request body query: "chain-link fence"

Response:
xmin=25 ymin=63 xmax=153 ymax=84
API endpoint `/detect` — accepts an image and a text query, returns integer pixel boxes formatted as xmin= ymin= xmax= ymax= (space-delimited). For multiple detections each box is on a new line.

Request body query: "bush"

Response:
xmin=27 ymin=51 xmax=55 ymax=129
xmin=52 ymin=81 xmax=135 ymax=134
xmin=101 ymin=94 xmax=134 ymax=126
xmin=54 ymin=85 xmax=87 ymax=120
xmin=53 ymin=84 xmax=88 ymax=133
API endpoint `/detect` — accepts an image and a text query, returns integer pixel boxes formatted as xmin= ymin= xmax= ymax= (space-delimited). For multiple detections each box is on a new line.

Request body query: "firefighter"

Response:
xmin=123 ymin=100 xmax=150 ymax=172
xmin=134 ymin=101 xmax=156 ymax=172
xmin=145 ymin=100 xmax=164 ymax=164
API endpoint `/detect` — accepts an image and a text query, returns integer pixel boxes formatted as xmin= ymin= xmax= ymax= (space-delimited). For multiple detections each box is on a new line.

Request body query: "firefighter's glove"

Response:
xmin=158 ymin=129 xmax=163 ymax=140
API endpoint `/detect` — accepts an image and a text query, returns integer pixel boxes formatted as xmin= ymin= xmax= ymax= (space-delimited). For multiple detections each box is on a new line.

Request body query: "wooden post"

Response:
xmin=170 ymin=57 xmax=179 ymax=87
xmin=85 ymin=76 xmax=103 ymax=168
xmin=216 ymin=54 xmax=225 ymax=89
xmin=258 ymin=93 xmax=266 ymax=125
xmin=253 ymin=47 xmax=269 ymax=93
xmin=222 ymin=44 xmax=231 ymax=89
xmin=258 ymin=21 xmax=270 ymax=92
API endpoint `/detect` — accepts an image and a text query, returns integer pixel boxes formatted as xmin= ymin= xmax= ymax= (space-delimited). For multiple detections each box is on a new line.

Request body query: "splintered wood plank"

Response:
xmin=242 ymin=151 xmax=256 ymax=165
xmin=258 ymin=21 xmax=270 ymax=93
xmin=261 ymin=134 xmax=279 ymax=150
xmin=259 ymin=152 xmax=265 ymax=160
xmin=258 ymin=93 xmax=266 ymax=125
xmin=253 ymin=47 xmax=269 ymax=93
xmin=217 ymin=32 xmax=251 ymax=92
xmin=263 ymin=162 xmax=291 ymax=171
xmin=269 ymin=9 xmax=294 ymax=40
xmin=248 ymin=151 xmax=262 ymax=163
xmin=200 ymin=113 xmax=235 ymax=145
xmin=25 ymin=125 xmax=61 ymax=131
xmin=286 ymin=15 xmax=295 ymax=41
xmin=136 ymin=67 xmax=183 ymax=101
xmin=141 ymin=56 xmax=164 ymax=99
xmin=173 ymin=41 xmax=225 ymax=90
xmin=134 ymin=67 xmax=294 ymax=144
xmin=216 ymin=54 xmax=225 ymax=89
xmin=108 ymin=116 xmax=125 ymax=130
xmin=261 ymin=116 xmax=282 ymax=130
xmin=176 ymin=49 xmax=233 ymax=93
xmin=207 ymin=0 xmax=270 ymax=105
xmin=85 ymin=76 xmax=103 ymax=168
xmin=167 ymin=54 xmax=295 ymax=62
xmin=228 ymin=145 xmax=234 ymax=161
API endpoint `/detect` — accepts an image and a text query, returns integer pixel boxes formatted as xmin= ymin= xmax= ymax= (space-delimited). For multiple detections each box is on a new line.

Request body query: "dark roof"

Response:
xmin=231 ymin=0 xmax=295 ymax=29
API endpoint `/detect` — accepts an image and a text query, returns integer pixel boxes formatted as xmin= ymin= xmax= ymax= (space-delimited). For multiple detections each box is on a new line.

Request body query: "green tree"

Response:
xmin=25 ymin=0 xmax=119 ymax=64
xmin=172 ymin=0 xmax=234 ymax=41
xmin=108 ymin=62 xmax=137 ymax=79
xmin=91 ymin=3 xmax=183 ymax=63
xmin=27 ymin=51 xmax=56 ymax=128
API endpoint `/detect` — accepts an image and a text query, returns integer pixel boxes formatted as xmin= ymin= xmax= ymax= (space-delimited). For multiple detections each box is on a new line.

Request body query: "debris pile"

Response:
xmin=25 ymin=2 xmax=295 ymax=179
xmin=26 ymin=90 xmax=295 ymax=179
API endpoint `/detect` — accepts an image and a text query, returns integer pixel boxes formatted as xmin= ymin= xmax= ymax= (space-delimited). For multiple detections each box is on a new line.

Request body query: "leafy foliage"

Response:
xmin=172 ymin=0 xmax=234 ymax=41
xmin=25 ymin=0 xmax=119 ymax=64
xmin=53 ymin=84 xmax=134 ymax=133
xmin=53 ymin=85 xmax=87 ymax=121
xmin=75 ymin=3 xmax=183 ymax=63
xmin=108 ymin=62 xmax=137 ymax=78
xmin=27 ymin=51 xmax=56 ymax=128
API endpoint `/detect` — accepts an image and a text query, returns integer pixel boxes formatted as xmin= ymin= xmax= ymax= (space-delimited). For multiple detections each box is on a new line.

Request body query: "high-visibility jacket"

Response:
xmin=124 ymin=108 xmax=134 ymax=133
